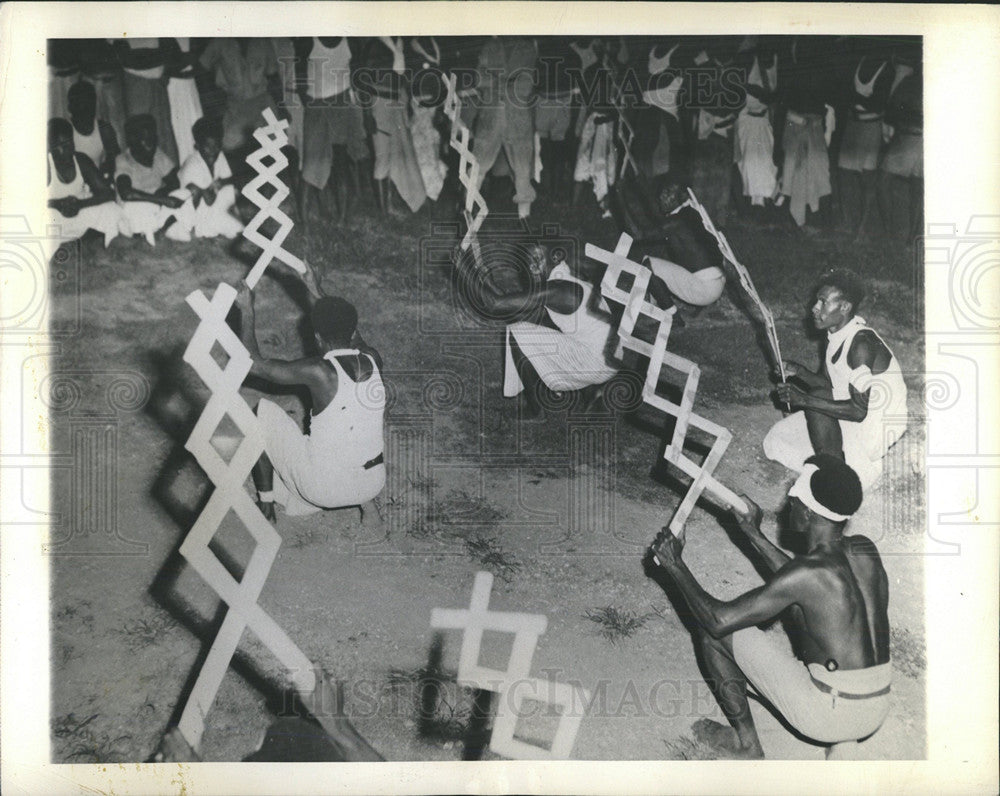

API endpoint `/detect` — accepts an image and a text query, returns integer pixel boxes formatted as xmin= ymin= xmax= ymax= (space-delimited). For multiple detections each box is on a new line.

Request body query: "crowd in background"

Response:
xmin=46 ymin=35 xmax=923 ymax=259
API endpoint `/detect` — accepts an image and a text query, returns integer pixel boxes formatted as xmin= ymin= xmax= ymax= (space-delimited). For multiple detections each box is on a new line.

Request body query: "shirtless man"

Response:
xmin=764 ymin=269 xmax=907 ymax=488
xmin=648 ymin=453 xmax=891 ymax=758
xmin=455 ymin=242 xmax=618 ymax=416
xmin=233 ymin=261 xmax=386 ymax=522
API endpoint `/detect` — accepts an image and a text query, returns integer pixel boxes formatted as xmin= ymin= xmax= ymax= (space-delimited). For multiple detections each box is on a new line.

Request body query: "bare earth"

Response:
xmin=49 ymin=188 xmax=925 ymax=763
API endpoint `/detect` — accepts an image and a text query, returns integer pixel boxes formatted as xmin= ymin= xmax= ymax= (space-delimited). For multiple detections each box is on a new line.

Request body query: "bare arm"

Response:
xmin=650 ymin=529 xmax=809 ymax=638
xmin=778 ymin=333 xmax=887 ymax=422
xmin=234 ymin=284 xmax=326 ymax=387
xmin=730 ymin=495 xmax=792 ymax=573
xmin=77 ymin=154 xmax=115 ymax=206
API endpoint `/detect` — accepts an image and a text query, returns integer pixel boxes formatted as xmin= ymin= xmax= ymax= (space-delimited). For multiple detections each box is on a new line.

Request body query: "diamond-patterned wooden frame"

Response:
xmin=586 ymin=233 xmax=748 ymax=538
xmin=174 ymin=111 xmax=319 ymax=751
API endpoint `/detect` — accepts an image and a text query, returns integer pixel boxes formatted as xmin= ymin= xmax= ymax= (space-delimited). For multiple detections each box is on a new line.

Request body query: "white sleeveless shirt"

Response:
xmin=310 ymin=349 xmax=385 ymax=467
xmin=48 ymin=153 xmax=91 ymax=200
xmin=825 ymin=315 xmax=907 ymax=416
xmin=310 ymin=37 xmax=352 ymax=99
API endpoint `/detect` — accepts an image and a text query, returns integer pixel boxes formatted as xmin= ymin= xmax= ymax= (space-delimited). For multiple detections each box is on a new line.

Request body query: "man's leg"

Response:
xmin=695 ymin=629 xmax=765 ymax=758
xmin=804 ymin=385 xmax=844 ymax=460
xmin=251 ymin=450 xmax=277 ymax=522
xmin=508 ymin=335 xmax=544 ymax=418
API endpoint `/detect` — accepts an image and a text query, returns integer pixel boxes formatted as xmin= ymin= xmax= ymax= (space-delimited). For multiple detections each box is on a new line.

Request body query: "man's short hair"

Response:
xmin=192 ymin=116 xmax=223 ymax=146
xmin=817 ymin=269 xmax=866 ymax=310
xmin=803 ymin=453 xmax=864 ymax=518
xmin=311 ymin=296 xmax=358 ymax=344
xmin=48 ymin=117 xmax=73 ymax=147
xmin=124 ymin=114 xmax=156 ymax=145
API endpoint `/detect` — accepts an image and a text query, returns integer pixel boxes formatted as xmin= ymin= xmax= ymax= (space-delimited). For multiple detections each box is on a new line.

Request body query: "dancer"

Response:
xmin=763 ymin=269 xmax=908 ymax=488
xmin=455 ymin=243 xmax=618 ymax=416
xmin=648 ymin=454 xmax=891 ymax=759
xmin=233 ymin=261 xmax=386 ymax=521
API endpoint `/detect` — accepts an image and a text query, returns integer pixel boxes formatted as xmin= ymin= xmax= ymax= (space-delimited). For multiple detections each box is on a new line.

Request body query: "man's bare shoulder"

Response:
xmin=842 ymin=534 xmax=884 ymax=560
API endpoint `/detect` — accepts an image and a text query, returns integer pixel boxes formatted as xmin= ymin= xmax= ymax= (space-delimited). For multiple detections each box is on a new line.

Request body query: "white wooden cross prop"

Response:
xmin=431 ymin=572 xmax=590 ymax=759
xmin=174 ymin=109 xmax=322 ymax=751
xmin=585 ymin=233 xmax=748 ymax=539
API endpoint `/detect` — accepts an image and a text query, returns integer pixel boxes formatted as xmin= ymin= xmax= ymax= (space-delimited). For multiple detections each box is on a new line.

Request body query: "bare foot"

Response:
xmin=692 ymin=718 xmax=765 ymax=759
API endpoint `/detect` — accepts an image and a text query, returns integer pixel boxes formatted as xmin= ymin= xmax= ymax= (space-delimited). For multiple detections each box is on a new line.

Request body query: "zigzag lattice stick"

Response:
xmin=241 ymin=108 xmax=305 ymax=289
xmin=609 ymin=78 xmax=638 ymax=181
xmin=586 ymin=234 xmax=676 ymax=360
xmin=443 ymin=73 xmax=489 ymax=256
xmin=587 ymin=233 xmax=746 ymax=540
xmin=177 ymin=283 xmax=317 ymax=750
xmin=683 ymin=187 xmax=786 ymax=382
xmin=174 ymin=111 xmax=322 ymax=752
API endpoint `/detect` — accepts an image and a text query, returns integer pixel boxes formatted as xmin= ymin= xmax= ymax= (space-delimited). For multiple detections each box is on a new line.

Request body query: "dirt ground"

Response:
xmin=49 ymin=180 xmax=926 ymax=763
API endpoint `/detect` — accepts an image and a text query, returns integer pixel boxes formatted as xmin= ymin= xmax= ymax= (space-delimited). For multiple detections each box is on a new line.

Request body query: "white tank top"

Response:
xmin=309 ymin=37 xmax=352 ymax=99
xmin=545 ymin=263 xmax=612 ymax=353
xmin=825 ymin=316 xmax=907 ymax=415
xmin=73 ymin=125 xmax=104 ymax=165
xmin=48 ymin=153 xmax=91 ymax=200
xmin=310 ymin=349 xmax=384 ymax=466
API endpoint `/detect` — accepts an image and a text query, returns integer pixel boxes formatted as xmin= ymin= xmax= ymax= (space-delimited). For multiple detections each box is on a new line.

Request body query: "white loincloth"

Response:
xmin=502 ymin=262 xmax=617 ymax=397
xmin=644 ymin=258 xmax=726 ymax=307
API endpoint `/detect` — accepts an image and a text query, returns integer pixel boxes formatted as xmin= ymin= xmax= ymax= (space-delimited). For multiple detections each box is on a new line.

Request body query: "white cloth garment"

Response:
xmin=257 ymin=349 xmax=386 ymax=515
xmin=166 ymin=38 xmax=204 ymax=165
xmin=763 ymin=316 xmax=908 ymax=488
xmin=175 ymin=150 xmax=244 ymax=239
xmin=46 ymin=153 xmax=122 ymax=256
xmin=574 ymin=112 xmax=617 ymax=202
xmin=503 ymin=263 xmax=618 ymax=397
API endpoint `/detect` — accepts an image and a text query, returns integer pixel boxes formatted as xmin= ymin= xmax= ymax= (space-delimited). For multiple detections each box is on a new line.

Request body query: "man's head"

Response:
xmin=657 ymin=174 xmax=689 ymax=216
xmin=788 ymin=453 xmax=863 ymax=531
xmin=125 ymin=114 xmax=158 ymax=165
xmin=311 ymin=296 xmax=358 ymax=349
xmin=524 ymin=243 xmax=555 ymax=280
xmin=48 ymin=118 xmax=76 ymax=167
xmin=811 ymin=269 xmax=865 ymax=333
xmin=192 ymin=116 xmax=223 ymax=168
xmin=67 ymin=81 xmax=97 ymax=126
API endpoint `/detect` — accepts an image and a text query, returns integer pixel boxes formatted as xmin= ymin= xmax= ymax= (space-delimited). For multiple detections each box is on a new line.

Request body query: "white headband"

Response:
xmin=788 ymin=464 xmax=852 ymax=522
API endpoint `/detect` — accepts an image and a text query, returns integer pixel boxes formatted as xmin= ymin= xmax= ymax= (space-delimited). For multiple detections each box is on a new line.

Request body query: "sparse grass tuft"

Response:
xmin=53 ymin=713 xmax=130 ymax=763
xmin=115 ymin=611 xmax=178 ymax=652
xmin=584 ymin=606 xmax=653 ymax=645
xmin=386 ymin=665 xmax=475 ymax=743
xmin=663 ymin=734 xmax=720 ymax=760
xmin=464 ymin=536 xmax=521 ymax=583
xmin=411 ymin=488 xmax=509 ymax=539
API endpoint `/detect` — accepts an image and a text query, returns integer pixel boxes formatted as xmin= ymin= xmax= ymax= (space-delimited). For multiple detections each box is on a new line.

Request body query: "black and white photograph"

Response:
xmin=1 ymin=3 xmax=997 ymax=794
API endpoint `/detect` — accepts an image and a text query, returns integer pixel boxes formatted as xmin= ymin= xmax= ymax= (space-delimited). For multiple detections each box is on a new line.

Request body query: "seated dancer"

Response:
xmin=46 ymin=118 xmax=122 ymax=257
xmin=233 ymin=261 xmax=386 ymax=522
xmin=116 ymin=114 xmax=188 ymax=244
xmin=175 ymin=117 xmax=245 ymax=240
xmin=619 ymin=177 xmax=729 ymax=310
xmin=647 ymin=455 xmax=891 ymax=759
xmin=764 ymin=269 xmax=907 ymax=489
xmin=455 ymin=243 xmax=618 ymax=416
xmin=67 ymin=80 xmax=119 ymax=179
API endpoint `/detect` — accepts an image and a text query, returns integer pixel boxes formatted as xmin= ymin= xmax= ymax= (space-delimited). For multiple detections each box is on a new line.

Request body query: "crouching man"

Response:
xmin=647 ymin=454 xmax=891 ymax=759
xmin=455 ymin=242 xmax=619 ymax=416
xmin=233 ymin=260 xmax=386 ymax=522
